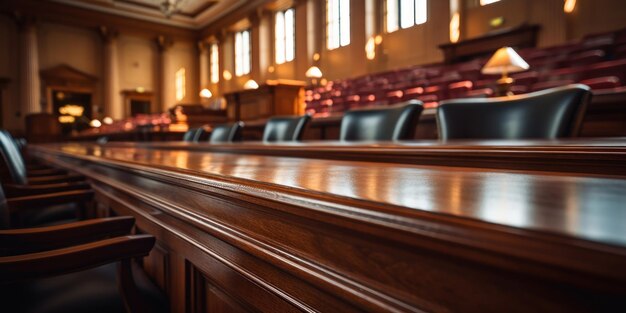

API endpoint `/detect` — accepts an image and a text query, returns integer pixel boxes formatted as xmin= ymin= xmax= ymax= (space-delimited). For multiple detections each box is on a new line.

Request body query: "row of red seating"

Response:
xmin=305 ymin=27 xmax=626 ymax=114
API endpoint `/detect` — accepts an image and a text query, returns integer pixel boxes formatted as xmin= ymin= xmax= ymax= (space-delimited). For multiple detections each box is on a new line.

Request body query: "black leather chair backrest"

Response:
xmin=183 ymin=128 xmax=206 ymax=142
xmin=262 ymin=115 xmax=311 ymax=142
xmin=436 ymin=84 xmax=591 ymax=140
xmin=0 ymin=130 xmax=28 ymax=185
xmin=209 ymin=122 xmax=244 ymax=143
xmin=182 ymin=129 xmax=196 ymax=142
xmin=0 ymin=184 xmax=9 ymax=229
xmin=193 ymin=127 xmax=207 ymax=141
xmin=339 ymin=100 xmax=424 ymax=141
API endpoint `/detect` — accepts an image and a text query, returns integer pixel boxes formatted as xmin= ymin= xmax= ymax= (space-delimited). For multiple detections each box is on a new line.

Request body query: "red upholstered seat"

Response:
xmin=565 ymin=49 xmax=606 ymax=67
xmin=579 ymin=76 xmax=621 ymax=90
xmin=585 ymin=59 xmax=626 ymax=82
xmin=531 ymin=80 xmax=575 ymax=92
xmin=510 ymin=71 xmax=540 ymax=87
xmin=448 ymin=81 xmax=474 ymax=99
xmin=465 ymin=88 xmax=494 ymax=98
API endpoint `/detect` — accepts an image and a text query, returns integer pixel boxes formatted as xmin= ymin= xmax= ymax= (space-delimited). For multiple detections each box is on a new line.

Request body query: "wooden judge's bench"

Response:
xmin=30 ymin=140 xmax=626 ymax=313
xmin=223 ymin=80 xmax=305 ymax=139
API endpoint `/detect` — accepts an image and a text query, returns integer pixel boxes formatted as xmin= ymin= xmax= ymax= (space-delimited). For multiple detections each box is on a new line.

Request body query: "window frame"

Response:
xmin=326 ymin=0 xmax=350 ymax=50
xmin=210 ymin=43 xmax=219 ymax=84
xmin=385 ymin=0 xmax=428 ymax=33
xmin=235 ymin=29 xmax=251 ymax=77
xmin=275 ymin=8 xmax=296 ymax=65
xmin=175 ymin=67 xmax=186 ymax=102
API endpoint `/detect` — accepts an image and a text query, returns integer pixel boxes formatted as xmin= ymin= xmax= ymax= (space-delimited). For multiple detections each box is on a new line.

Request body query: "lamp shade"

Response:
xmin=481 ymin=47 xmax=530 ymax=75
xmin=243 ymin=79 xmax=259 ymax=90
xmin=199 ymin=88 xmax=213 ymax=98
xmin=305 ymin=66 xmax=323 ymax=78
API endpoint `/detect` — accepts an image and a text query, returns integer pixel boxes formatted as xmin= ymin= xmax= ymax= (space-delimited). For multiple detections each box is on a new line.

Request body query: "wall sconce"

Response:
xmin=313 ymin=53 xmax=320 ymax=61
xmin=564 ymin=0 xmax=576 ymax=13
xmin=366 ymin=37 xmax=376 ymax=60
xmin=90 ymin=119 xmax=102 ymax=128
xmin=366 ymin=36 xmax=383 ymax=60
xmin=450 ymin=12 xmax=460 ymax=43
xmin=223 ymin=70 xmax=233 ymax=81
xmin=199 ymin=88 xmax=213 ymax=98
xmin=243 ymin=79 xmax=259 ymax=90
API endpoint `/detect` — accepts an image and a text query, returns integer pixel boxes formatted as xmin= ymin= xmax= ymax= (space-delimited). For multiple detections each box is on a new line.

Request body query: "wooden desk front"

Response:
xmin=30 ymin=142 xmax=626 ymax=313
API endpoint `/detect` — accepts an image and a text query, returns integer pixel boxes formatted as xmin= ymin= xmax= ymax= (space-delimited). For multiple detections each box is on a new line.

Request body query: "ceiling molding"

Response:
xmin=199 ymin=0 xmax=274 ymax=38
xmin=48 ymin=0 xmax=248 ymax=30
xmin=0 ymin=0 xmax=279 ymax=42
xmin=1 ymin=0 xmax=197 ymax=39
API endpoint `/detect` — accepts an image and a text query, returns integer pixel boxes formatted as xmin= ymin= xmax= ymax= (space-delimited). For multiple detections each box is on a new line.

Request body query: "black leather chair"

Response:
xmin=182 ymin=128 xmax=206 ymax=142
xmin=0 ymin=131 xmax=86 ymax=188
xmin=0 ymin=131 xmax=92 ymax=226
xmin=262 ymin=115 xmax=311 ymax=142
xmin=436 ymin=84 xmax=591 ymax=140
xmin=182 ymin=128 xmax=196 ymax=142
xmin=0 ymin=185 xmax=168 ymax=313
xmin=339 ymin=101 xmax=424 ymax=141
xmin=209 ymin=122 xmax=244 ymax=143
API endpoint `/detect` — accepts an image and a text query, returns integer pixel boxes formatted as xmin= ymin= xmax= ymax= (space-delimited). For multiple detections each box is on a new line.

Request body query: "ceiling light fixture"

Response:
xmin=159 ymin=0 xmax=184 ymax=18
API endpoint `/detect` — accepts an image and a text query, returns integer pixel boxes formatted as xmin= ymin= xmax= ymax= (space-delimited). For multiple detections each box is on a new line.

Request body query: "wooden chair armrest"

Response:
xmin=0 ymin=216 xmax=135 ymax=255
xmin=4 ymin=182 xmax=91 ymax=198
xmin=0 ymin=234 xmax=155 ymax=282
xmin=27 ymin=168 xmax=68 ymax=177
xmin=7 ymin=189 xmax=94 ymax=212
xmin=28 ymin=174 xmax=86 ymax=185
xmin=25 ymin=164 xmax=53 ymax=171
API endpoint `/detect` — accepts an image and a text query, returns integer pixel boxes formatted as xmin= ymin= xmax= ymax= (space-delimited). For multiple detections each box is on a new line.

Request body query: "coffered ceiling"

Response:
xmin=49 ymin=0 xmax=249 ymax=29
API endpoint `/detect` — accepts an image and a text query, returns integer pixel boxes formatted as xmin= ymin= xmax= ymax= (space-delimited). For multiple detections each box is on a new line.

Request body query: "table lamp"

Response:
xmin=305 ymin=66 xmax=323 ymax=86
xmin=481 ymin=46 xmax=529 ymax=96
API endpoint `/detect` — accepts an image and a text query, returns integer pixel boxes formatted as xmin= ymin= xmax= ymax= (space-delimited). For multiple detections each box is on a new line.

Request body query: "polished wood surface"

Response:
xmin=102 ymin=138 xmax=626 ymax=176
xmin=30 ymin=142 xmax=626 ymax=312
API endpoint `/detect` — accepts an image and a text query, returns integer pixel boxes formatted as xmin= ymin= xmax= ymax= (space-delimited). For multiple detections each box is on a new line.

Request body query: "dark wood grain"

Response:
xmin=100 ymin=138 xmax=626 ymax=176
xmin=0 ymin=216 xmax=134 ymax=255
xmin=29 ymin=142 xmax=626 ymax=313
xmin=0 ymin=234 xmax=155 ymax=282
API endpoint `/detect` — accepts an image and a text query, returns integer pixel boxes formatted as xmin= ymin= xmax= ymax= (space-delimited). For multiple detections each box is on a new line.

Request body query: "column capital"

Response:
xmin=216 ymin=29 xmax=228 ymax=42
xmin=99 ymin=26 xmax=119 ymax=43
xmin=197 ymin=40 xmax=209 ymax=53
xmin=13 ymin=12 xmax=37 ymax=32
xmin=155 ymin=35 xmax=174 ymax=52
xmin=248 ymin=9 xmax=263 ymax=28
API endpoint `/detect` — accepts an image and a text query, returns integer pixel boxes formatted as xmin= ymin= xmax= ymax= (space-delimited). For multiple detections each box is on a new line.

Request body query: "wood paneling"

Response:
xmin=31 ymin=142 xmax=626 ymax=312
xmin=224 ymin=81 xmax=305 ymax=121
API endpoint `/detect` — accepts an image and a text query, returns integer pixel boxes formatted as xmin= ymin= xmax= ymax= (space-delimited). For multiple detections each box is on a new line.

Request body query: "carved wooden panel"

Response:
xmin=142 ymin=242 xmax=170 ymax=294
xmin=191 ymin=267 xmax=253 ymax=313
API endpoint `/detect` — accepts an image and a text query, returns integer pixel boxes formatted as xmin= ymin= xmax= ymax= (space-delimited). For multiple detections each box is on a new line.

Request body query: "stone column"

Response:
xmin=156 ymin=36 xmax=173 ymax=112
xmin=17 ymin=15 xmax=41 ymax=116
xmin=100 ymin=27 xmax=122 ymax=119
